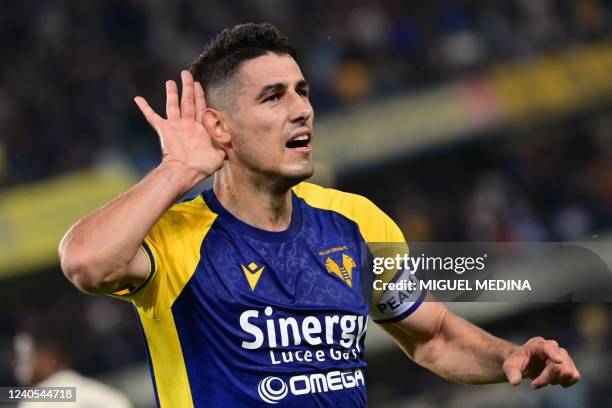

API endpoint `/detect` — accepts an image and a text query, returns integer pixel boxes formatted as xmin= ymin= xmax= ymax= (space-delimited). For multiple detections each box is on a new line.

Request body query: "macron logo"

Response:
xmin=242 ymin=262 xmax=265 ymax=291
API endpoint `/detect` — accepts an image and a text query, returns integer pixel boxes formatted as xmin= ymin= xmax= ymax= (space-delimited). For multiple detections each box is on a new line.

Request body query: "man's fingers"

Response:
xmin=532 ymin=363 xmax=575 ymax=389
xmin=531 ymin=363 xmax=557 ymax=389
xmin=194 ymin=81 xmax=206 ymax=124
xmin=509 ymin=338 xmax=581 ymax=390
xmin=531 ymin=339 xmax=563 ymax=364
xmin=531 ymin=359 xmax=579 ymax=390
xmin=503 ymin=353 xmax=528 ymax=386
xmin=507 ymin=368 xmax=523 ymax=386
xmin=166 ymin=80 xmax=180 ymax=120
xmin=134 ymin=96 xmax=162 ymax=128
xmin=559 ymin=348 xmax=581 ymax=387
xmin=180 ymin=70 xmax=195 ymax=120
xmin=569 ymin=361 xmax=581 ymax=386
xmin=562 ymin=370 xmax=581 ymax=388
xmin=558 ymin=368 xmax=577 ymax=387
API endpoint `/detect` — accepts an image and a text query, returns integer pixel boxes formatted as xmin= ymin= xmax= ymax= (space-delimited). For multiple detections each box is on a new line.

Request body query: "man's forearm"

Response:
xmin=59 ymin=161 xmax=201 ymax=291
xmin=415 ymin=310 xmax=519 ymax=384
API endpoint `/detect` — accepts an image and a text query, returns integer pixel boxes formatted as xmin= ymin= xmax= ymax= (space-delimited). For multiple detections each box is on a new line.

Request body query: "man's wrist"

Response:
xmin=156 ymin=160 xmax=208 ymax=197
xmin=501 ymin=342 xmax=520 ymax=361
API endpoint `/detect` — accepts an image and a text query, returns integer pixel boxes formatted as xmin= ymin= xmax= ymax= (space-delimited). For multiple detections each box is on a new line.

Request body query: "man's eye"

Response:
xmin=298 ymin=89 xmax=310 ymax=97
xmin=264 ymin=94 xmax=281 ymax=102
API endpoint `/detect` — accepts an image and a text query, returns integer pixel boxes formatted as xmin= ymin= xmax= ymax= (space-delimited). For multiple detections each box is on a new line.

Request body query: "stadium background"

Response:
xmin=1 ymin=0 xmax=611 ymax=406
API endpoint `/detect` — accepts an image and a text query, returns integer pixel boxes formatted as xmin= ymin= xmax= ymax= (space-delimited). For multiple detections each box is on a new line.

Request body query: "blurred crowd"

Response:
xmin=1 ymin=0 xmax=611 ymax=185
xmin=2 ymin=1 xmax=612 ymax=406
xmin=344 ymin=112 xmax=612 ymax=242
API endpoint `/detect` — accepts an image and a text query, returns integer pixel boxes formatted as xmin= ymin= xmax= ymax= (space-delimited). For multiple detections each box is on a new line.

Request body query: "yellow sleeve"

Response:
xmin=339 ymin=192 xmax=425 ymax=323
xmin=110 ymin=195 xmax=217 ymax=318
xmin=293 ymin=182 xmax=404 ymax=243
xmin=293 ymin=182 xmax=425 ymax=323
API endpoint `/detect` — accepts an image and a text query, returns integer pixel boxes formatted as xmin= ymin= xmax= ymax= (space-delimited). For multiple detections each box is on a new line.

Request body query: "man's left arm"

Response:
xmin=378 ymin=298 xmax=581 ymax=388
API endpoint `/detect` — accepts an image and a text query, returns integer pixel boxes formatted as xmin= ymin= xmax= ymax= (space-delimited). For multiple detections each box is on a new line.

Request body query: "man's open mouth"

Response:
xmin=286 ymin=133 xmax=311 ymax=149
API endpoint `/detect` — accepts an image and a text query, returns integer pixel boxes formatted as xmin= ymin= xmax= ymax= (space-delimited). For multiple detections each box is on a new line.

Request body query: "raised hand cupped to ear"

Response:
xmin=134 ymin=70 xmax=226 ymax=189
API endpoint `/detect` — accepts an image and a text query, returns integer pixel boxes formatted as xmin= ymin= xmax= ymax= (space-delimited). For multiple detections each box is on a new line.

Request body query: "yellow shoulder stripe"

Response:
xmin=292 ymin=182 xmax=405 ymax=243
xmin=133 ymin=195 xmax=217 ymax=408
xmin=127 ymin=194 xmax=218 ymax=318
xmin=137 ymin=309 xmax=195 ymax=408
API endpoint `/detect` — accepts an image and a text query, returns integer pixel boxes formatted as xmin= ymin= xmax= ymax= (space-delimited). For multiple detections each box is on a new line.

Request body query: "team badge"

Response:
xmin=325 ymin=253 xmax=355 ymax=287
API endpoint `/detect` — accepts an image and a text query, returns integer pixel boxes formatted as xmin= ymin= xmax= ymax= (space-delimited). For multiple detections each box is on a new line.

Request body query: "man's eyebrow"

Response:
xmin=256 ymin=83 xmax=286 ymax=100
xmin=256 ymin=80 xmax=310 ymax=100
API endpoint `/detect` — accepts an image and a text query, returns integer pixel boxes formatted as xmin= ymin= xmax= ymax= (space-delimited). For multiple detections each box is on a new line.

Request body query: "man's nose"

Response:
xmin=289 ymin=94 xmax=312 ymax=123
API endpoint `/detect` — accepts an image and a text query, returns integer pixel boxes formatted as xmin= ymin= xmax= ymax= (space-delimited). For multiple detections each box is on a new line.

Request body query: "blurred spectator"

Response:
xmin=13 ymin=320 xmax=132 ymax=408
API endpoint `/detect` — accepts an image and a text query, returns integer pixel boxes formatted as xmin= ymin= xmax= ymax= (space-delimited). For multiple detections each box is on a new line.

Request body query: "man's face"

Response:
xmin=225 ymin=53 xmax=314 ymax=184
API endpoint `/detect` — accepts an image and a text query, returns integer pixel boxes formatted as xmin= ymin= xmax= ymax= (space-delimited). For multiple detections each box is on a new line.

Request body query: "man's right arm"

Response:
xmin=59 ymin=162 xmax=200 ymax=294
xmin=59 ymin=71 xmax=225 ymax=294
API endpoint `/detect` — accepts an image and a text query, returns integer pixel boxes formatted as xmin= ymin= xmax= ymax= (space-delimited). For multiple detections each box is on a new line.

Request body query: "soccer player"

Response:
xmin=59 ymin=23 xmax=580 ymax=407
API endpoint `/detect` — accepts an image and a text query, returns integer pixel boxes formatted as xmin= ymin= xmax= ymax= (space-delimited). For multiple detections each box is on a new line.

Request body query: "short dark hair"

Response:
xmin=190 ymin=23 xmax=297 ymax=107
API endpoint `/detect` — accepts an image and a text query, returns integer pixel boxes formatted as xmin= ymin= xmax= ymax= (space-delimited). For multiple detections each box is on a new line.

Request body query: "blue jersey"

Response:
xmin=112 ymin=182 xmax=424 ymax=407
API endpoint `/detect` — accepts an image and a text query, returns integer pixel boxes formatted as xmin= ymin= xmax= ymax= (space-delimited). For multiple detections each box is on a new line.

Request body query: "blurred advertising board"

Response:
xmin=315 ymin=41 xmax=612 ymax=171
xmin=0 ymin=167 xmax=136 ymax=278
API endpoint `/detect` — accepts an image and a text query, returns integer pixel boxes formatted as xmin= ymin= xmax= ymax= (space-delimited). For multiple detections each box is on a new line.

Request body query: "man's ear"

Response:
xmin=203 ymin=108 xmax=232 ymax=145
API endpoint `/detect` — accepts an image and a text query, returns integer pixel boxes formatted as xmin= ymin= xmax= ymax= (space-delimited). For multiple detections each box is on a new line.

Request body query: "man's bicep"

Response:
xmin=107 ymin=245 xmax=155 ymax=297
xmin=127 ymin=245 xmax=154 ymax=283
xmin=392 ymin=297 xmax=447 ymax=339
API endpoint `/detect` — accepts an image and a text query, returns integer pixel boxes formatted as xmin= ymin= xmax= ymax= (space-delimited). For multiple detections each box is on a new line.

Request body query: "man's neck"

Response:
xmin=213 ymin=164 xmax=294 ymax=232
